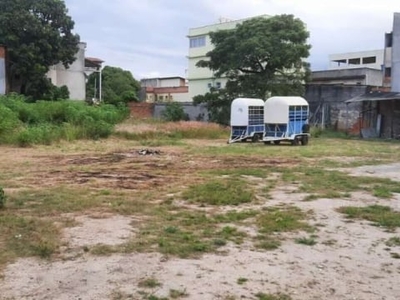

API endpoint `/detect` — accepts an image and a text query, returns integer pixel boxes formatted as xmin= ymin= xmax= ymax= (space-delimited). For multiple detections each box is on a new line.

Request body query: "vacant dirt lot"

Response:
xmin=1 ymin=135 xmax=400 ymax=300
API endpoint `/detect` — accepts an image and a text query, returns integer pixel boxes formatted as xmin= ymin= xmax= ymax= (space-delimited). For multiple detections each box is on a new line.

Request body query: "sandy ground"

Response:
xmin=1 ymin=164 xmax=400 ymax=300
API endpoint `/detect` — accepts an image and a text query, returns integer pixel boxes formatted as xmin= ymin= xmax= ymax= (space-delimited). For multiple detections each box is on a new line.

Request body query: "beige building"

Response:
xmin=47 ymin=42 xmax=103 ymax=101
xmin=140 ymin=77 xmax=189 ymax=103
xmin=329 ymin=49 xmax=384 ymax=70
xmin=187 ymin=15 xmax=269 ymax=100
xmin=47 ymin=42 xmax=87 ymax=100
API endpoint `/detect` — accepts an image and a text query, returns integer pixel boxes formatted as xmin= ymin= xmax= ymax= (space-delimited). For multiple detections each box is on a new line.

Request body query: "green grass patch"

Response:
xmin=386 ymin=237 xmax=400 ymax=247
xmin=0 ymin=214 xmax=60 ymax=267
xmin=295 ymin=237 xmax=317 ymax=246
xmin=338 ymin=205 xmax=400 ymax=229
xmin=182 ymin=178 xmax=254 ymax=206
xmin=237 ymin=277 xmax=248 ymax=285
xmin=138 ymin=277 xmax=162 ymax=288
xmin=255 ymin=293 xmax=292 ymax=300
xmin=256 ymin=206 xmax=313 ymax=234
xmin=121 ymin=208 xmax=252 ymax=258
xmin=89 ymin=244 xmax=116 ymax=256
xmin=169 ymin=289 xmax=189 ymax=299
xmin=281 ymin=167 xmax=400 ymax=199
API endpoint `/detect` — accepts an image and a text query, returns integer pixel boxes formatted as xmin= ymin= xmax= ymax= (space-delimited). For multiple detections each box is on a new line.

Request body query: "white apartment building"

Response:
xmin=329 ymin=49 xmax=384 ymax=70
xmin=47 ymin=42 xmax=87 ymax=100
xmin=187 ymin=15 xmax=269 ymax=100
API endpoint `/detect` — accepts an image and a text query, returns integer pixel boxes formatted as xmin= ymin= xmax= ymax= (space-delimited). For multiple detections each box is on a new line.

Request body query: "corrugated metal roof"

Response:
xmin=345 ymin=91 xmax=400 ymax=103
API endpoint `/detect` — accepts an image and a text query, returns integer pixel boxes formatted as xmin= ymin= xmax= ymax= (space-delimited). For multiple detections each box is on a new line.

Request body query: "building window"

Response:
xmin=190 ymin=36 xmax=206 ymax=48
xmin=348 ymin=58 xmax=361 ymax=65
xmin=215 ymin=82 xmax=221 ymax=89
xmin=362 ymin=56 xmax=376 ymax=64
xmin=386 ymin=33 xmax=393 ymax=48
xmin=207 ymin=83 xmax=212 ymax=89
xmin=385 ymin=67 xmax=392 ymax=77
xmin=158 ymin=95 xmax=164 ymax=101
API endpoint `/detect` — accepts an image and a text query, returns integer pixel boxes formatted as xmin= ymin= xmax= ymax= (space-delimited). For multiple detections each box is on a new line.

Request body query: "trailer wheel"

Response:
xmin=273 ymin=140 xmax=281 ymax=145
xmin=291 ymin=137 xmax=300 ymax=146
xmin=252 ymin=134 xmax=261 ymax=143
xmin=301 ymin=135 xmax=309 ymax=146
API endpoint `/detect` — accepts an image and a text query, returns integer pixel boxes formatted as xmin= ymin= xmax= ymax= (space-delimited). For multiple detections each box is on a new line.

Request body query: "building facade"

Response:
xmin=187 ymin=15 xmax=269 ymax=100
xmin=328 ymin=49 xmax=384 ymax=70
xmin=47 ymin=42 xmax=87 ymax=100
xmin=383 ymin=12 xmax=400 ymax=91
xmin=311 ymin=68 xmax=383 ymax=86
xmin=140 ymin=77 xmax=189 ymax=103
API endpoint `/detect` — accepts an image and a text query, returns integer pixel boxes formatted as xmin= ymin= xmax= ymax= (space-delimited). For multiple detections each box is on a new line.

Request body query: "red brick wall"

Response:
xmin=128 ymin=102 xmax=154 ymax=119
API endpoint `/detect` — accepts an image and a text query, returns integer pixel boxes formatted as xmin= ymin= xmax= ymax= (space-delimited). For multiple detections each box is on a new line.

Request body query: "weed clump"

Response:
xmin=0 ymin=187 xmax=6 ymax=209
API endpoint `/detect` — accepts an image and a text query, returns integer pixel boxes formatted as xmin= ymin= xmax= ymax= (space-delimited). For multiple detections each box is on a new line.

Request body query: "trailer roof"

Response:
xmin=231 ymin=98 xmax=264 ymax=107
xmin=265 ymin=96 xmax=308 ymax=106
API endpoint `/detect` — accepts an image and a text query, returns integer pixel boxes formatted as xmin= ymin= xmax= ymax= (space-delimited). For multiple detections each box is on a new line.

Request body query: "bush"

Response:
xmin=0 ymin=104 xmax=22 ymax=143
xmin=0 ymin=94 xmax=129 ymax=146
xmin=0 ymin=187 xmax=6 ymax=209
xmin=162 ymin=102 xmax=188 ymax=122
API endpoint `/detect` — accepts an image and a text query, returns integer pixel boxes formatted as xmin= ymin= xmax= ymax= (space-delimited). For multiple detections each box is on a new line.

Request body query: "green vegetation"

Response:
xmin=255 ymin=293 xmax=292 ymax=300
xmin=86 ymin=66 xmax=140 ymax=105
xmin=169 ymin=289 xmax=189 ymax=299
xmin=237 ymin=277 xmax=248 ymax=285
xmin=115 ymin=120 xmax=228 ymax=142
xmin=0 ymin=215 xmax=60 ymax=267
xmin=0 ymin=94 xmax=128 ymax=146
xmin=0 ymin=0 xmax=79 ymax=99
xmin=386 ymin=237 xmax=400 ymax=247
xmin=138 ymin=277 xmax=162 ymax=288
xmin=194 ymin=14 xmax=310 ymax=125
xmin=0 ymin=187 xmax=5 ymax=209
xmin=338 ymin=205 xmax=400 ymax=229
xmin=162 ymin=102 xmax=188 ymax=122
xmin=295 ymin=237 xmax=317 ymax=246
xmin=182 ymin=178 xmax=254 ymax=206
xmin=281 ymin=167 xmax=400 ymax=200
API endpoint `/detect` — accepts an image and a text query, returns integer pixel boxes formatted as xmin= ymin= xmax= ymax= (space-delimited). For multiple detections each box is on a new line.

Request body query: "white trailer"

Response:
xmin=262 ymin=96 xmax=310 ymax=145
xmin=229 ymin=98 xmax=265 ymax=143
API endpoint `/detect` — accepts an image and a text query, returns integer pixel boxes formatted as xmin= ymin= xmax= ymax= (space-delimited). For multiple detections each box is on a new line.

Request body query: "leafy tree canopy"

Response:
xmin=0 ymin=0 xmax=80 ymax=99
xmin=195 ymin=14 xmax=311 ymax=124
xmin=86 ymin=66 xmax=140 ymax=105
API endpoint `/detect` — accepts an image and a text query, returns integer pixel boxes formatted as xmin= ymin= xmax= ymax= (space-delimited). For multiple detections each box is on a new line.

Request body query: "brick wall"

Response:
xmin=128 ymin=102 xmax=154 ymax=119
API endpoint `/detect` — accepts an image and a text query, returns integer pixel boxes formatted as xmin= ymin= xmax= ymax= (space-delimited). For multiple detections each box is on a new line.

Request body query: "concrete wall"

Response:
xmin=159 ymin=78 xmax=183 ymax=88
xmin=189 ymin=78 xmax=228 ymax=99
xmin=311 ymin=68 xmax=383 ymax=86
xmin=329 ymin=49 xmax=384 ymax=70
xmin=46 ymin=42 xmax=86 ymax=100
xmin=392 ymin=13 xmax=400 ymax=92
xmin=305 ymin=84 xmax=368 ymax=130
xmin=154 ymin=102 xmax=209 ymax=121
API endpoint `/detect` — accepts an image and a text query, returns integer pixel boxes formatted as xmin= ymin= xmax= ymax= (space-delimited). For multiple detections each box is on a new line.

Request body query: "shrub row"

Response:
xmin=0 ymin=94 xmax=129 ymax=146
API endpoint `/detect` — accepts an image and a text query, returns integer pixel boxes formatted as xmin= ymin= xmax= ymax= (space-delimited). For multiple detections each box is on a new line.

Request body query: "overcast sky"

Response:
xmin=64 ymin=0 xmax=399 ymax=80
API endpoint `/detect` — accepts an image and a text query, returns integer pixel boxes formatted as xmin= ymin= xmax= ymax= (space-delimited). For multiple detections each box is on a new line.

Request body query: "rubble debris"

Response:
xmin=138 ymin=149 xmax=161 ymax=156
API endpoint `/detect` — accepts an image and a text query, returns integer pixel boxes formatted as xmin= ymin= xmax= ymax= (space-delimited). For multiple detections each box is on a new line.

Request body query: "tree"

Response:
xmin=162 ymin=102 xmax=188 ymax=122
xmin=0 ymin=0 xmax=80 ymax=99
xmin=195 ymin=14 xmax=311 ymax=124
xmin=86 ymin=66 xmax=140 ymax=105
